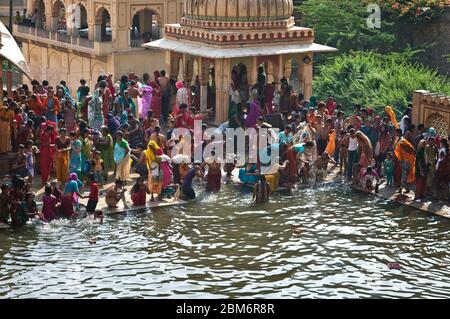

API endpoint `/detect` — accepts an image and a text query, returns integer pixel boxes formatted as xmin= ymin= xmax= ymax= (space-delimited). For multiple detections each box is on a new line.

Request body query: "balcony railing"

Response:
xmin=13 ymin=25 xmax=110 ymax=55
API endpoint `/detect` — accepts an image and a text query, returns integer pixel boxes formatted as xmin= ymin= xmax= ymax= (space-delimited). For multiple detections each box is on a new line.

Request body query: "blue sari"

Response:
xmin=69 ymin=139 xmax=82 ymax=176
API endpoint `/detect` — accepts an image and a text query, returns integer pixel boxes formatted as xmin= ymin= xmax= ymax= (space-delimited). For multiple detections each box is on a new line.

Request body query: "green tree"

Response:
xmin=313 ymin=51 xmax=450 ymax=115
xmin=298 ymin=0 xmax=396 ymax=59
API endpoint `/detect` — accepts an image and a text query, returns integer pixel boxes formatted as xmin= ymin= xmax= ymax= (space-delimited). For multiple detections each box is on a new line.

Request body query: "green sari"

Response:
xmin=98 ymin=134 xmax=114 ymax=171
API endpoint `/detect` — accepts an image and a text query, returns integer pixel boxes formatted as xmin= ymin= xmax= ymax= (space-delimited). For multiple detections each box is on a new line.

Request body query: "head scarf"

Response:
xmin=385 ymin=106 xmax=399 ymax=128
xmin=144 ymin=140 xmax=161 ymax=168
xmin=176 ymin=81 xmax=184 ymax=90
xmin=154 ymin=71 xmax=161 ymax=80
xmin=394 ymin=138 xmax=416 ymax=183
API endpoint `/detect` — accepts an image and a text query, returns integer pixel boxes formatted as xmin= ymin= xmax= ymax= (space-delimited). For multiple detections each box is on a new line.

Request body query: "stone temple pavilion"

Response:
xmin=145 ymin=0 xmax=337 ymax=124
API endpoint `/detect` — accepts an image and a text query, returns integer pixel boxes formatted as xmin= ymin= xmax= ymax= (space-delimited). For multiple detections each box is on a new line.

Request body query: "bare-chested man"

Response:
xmin=314 ymin=115 xmax=329 ymax=155
xmin=158 ymin=70 xmax=170 ymax=122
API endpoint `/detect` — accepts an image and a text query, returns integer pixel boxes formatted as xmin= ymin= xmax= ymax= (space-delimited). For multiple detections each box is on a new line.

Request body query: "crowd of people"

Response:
xmin=0 ymin=66 xmax=449 ymax=227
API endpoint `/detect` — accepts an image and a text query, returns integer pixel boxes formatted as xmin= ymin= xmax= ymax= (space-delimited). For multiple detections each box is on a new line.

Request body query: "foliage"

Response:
xmin=370 ymin=0 xmax=447 ymax=23
xmin=313 ymin=51 xmax=450 ymax=115
xmin=299 ymin=0 xmax=397 ymax=57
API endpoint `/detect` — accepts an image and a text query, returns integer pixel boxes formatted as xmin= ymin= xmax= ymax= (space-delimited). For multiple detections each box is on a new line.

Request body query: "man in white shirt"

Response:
xmin=347 ymin=128 xmax=358 ymax=180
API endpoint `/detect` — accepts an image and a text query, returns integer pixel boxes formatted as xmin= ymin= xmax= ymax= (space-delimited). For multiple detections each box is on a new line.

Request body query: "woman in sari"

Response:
xmin=29 ymin=94 xmax=44 ymax=116
xmin=88 ymin=88 xmax=104 ymax=131
xmin=139 ymin=84 xmax=153 ymax=120
xmin=244 ymin=90 xmax=263 ymax=129
xmin=174 ymin=81 xmax=189 ymax=116
xmin=385 ymin=106 xmax=399 ymax=128
xmin=355 ymin=131 xmax=373 ymax=171
xmin=143 ymin=140 xmax=164 ymax=201
xmin=39 ymin=125 xmax=55 ymax=185
xmin=80 ymin=129 xmax=93 ymax=178
xmin=394 ymin=137 xmax=416 ymax=194
xmin=0 ymin=103 xmax=14 ymax=153
xmin=414 ymin=140 xmax=429 ymax=200
xmin=149 ymin=71 xmax=162 ymax=120
xmin=264 ymin=82 xmax=275 ymax=114
xmin=285 ymin=145 xmax=299 ymax=184
xmin=238 ymin=163 xmax=259 ymax=185
xmin=63 ymin=173 xmax=83 ymax=216
xmin=55 ymin=128 xmax=71 ymax=184
xmin=42 ymin=88 xmax=60 ymax=123
xmin=114 ymin=131 xmax=131 ymax=182
xmin=97 ymin=126 xmax=115 ymax=179
xmin=69 ymin=131 xmax=82 ymax=178
xmin=436 ymin=139 xmax=450 ymax=200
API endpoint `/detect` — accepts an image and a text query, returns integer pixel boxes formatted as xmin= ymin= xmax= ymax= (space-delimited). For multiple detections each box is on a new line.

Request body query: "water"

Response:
xmin=0 ymin=182 xmax=449 ymax=298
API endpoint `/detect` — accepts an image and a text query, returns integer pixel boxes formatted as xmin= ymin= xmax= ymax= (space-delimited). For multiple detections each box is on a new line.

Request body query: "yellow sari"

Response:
xmin=0 ymin=107 xmax=13 ymax=153
xmin=144 ymin=141 xmax=162 ymax=194
xmin=385 ymin=106 xmax=399 ymax=128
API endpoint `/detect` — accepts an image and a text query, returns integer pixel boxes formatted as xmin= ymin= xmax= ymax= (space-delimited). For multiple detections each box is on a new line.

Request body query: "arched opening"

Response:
xmin=256 ymin=60 xmax=276 ymax=113
xmin=77 ymin=4 xmax=89 ymax=39
xmin=130 ymin=9 xmax=162 ymax=48
xmin=231 ymin=63 xmax=249 ymax=104
xmin=95 ymin=7 xmax=111 ymax=42
xmin=32 ymin=0 xmax=46 ymax=29
xmin=51 ymin=0 xmax=66 ymax=33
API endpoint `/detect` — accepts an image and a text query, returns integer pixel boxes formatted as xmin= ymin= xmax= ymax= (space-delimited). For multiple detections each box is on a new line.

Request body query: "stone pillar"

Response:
xmin=412 ymin=90 xmax=429 ymax=127
xmin=297 ymin=54 xmax=305 ymax=95
xmin=94 ymin=24 xmax=102 ymax=41
xmin=6 ymin=66 xmax=12 ymax=96
xmin=215 ymin=58 xmax=231 ymax=125
xmin=248 ymin=56 xmax=258 ymax=86
xmin=50 ymin=16 xmax=59 ymax=32
xmin=199 ymin=57 xmax=210 ymax=113
xmin=303 ymin=53 xmax=313 ymax=100
xmin=274 ymin=55 xmax=284 ymax=91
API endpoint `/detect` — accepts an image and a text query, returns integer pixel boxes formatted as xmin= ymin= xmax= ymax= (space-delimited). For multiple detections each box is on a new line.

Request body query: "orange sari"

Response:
xmin=394 ymin=138 xmax=416 ymax=183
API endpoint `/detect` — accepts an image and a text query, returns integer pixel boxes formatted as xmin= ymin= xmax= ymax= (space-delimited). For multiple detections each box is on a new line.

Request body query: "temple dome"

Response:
xmin=184 ymin=0 xmax=294 ymax=22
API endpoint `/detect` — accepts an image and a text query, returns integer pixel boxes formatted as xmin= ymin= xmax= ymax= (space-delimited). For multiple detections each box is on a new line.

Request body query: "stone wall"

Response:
xmin=21 ymin=41 xmax=166 ymax=95
xmin=412 ymin=90 xmax=450 ymax=138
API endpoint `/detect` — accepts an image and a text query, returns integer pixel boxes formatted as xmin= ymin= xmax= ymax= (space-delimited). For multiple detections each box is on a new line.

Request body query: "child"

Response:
xmin=0 ymin=185 xmax=11 ymax=224
xmin=41 ymin=185 xmax=58 ymax=222
xmin=253 ymin=175 xmax=271 ymax=204
xmin=24 ymin=140 xmax=35 ymax=185
xmin=384 ymin=152 xmax=394 ymax=187
xmin=84 ymin=172 xmax=99 ymax=214
xmin=91 ymin=150 xmax=105 ymax=186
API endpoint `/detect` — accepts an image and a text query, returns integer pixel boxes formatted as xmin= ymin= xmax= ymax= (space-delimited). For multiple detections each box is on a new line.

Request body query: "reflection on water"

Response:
xmin=0 ymin=183 xmax=449 ymax=298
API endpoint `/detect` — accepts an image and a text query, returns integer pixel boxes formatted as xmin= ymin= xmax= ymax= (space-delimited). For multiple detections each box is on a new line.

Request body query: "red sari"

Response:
xmin=149 ymin=80 xmax=161 ymax=119
xmin=40 ymin=132 xmax=54 ymax=184
xmin=102 ymin=87 xmax=112 ymax=119
xmin=286 ymin=147 xmax=299 ymax=183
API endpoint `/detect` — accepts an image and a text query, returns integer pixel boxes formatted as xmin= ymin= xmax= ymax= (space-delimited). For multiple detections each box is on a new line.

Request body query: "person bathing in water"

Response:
xmin=253 ymin=175 xmax=271 ymax=203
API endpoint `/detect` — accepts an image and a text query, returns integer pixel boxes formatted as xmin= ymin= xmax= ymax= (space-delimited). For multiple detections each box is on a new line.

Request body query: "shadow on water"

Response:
xmin=0 ymin=182 xmax=449 ymax=298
